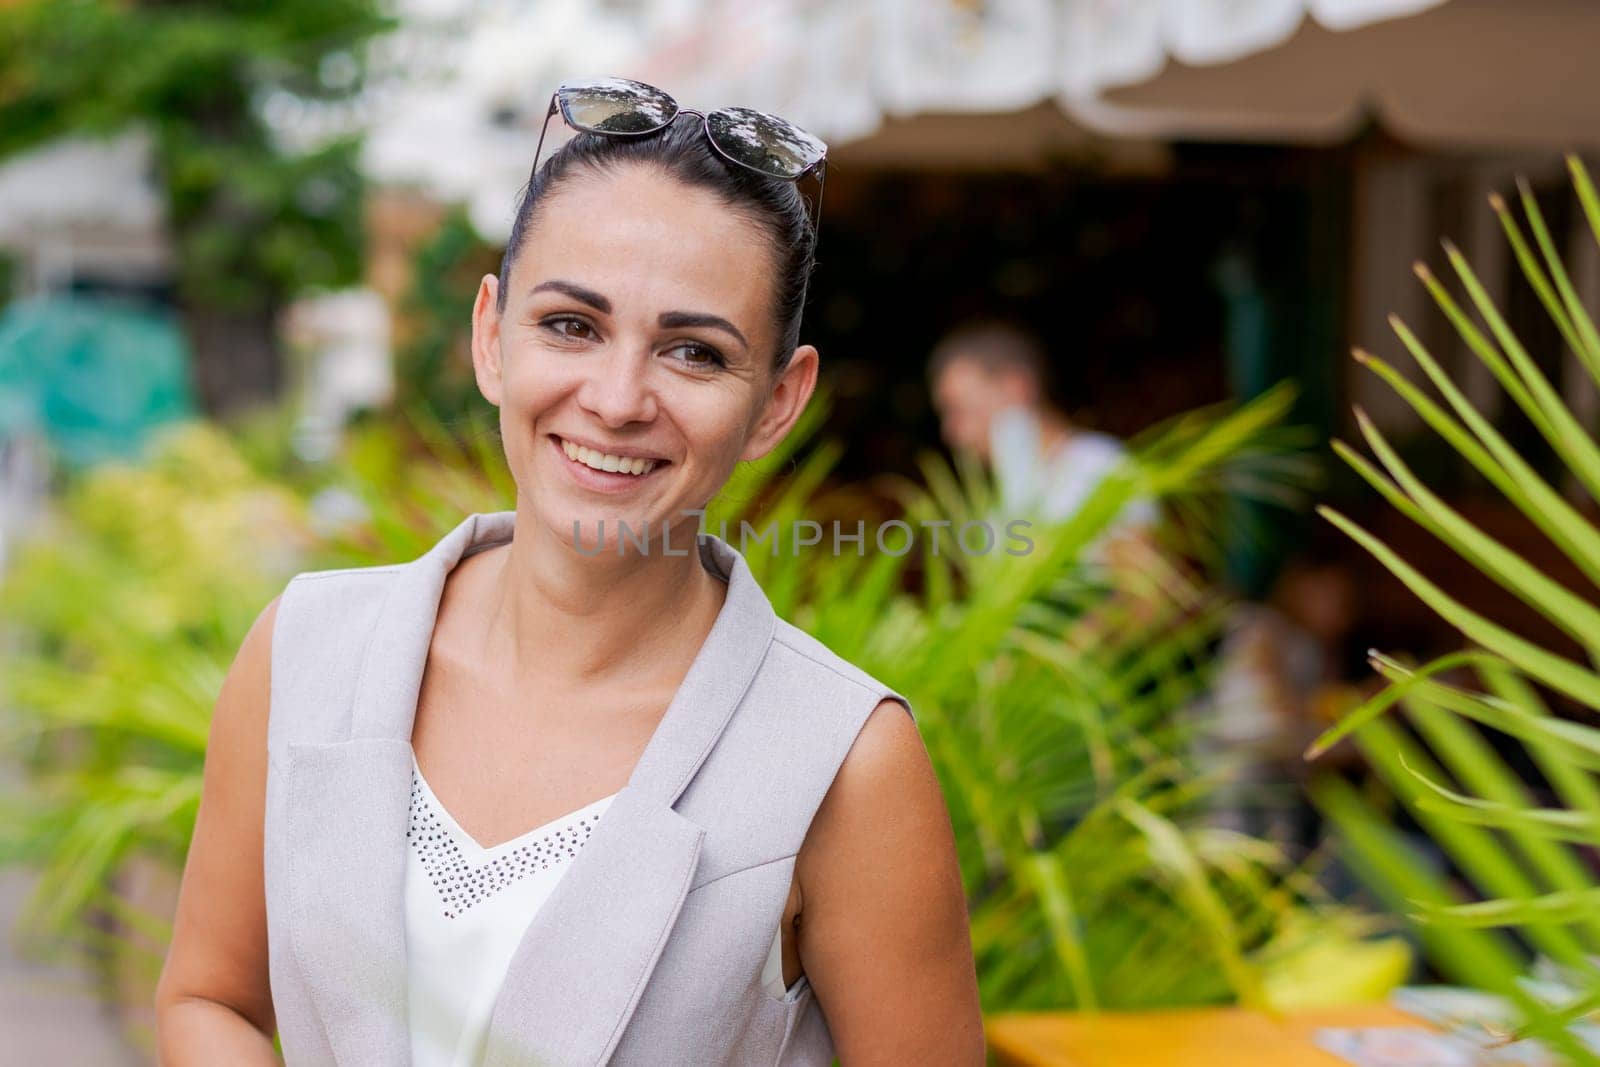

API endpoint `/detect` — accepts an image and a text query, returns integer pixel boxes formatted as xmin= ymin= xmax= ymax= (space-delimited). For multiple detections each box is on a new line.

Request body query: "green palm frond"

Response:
xmin=1312 ymin=155 xmax=1600 ymax=1065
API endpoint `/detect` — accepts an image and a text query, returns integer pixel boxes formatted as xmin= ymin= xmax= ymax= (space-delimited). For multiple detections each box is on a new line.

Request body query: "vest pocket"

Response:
xmin=770 ymin=975 xmax=816 ymax=1065
xmin=683 ymin=855 xmax=806 ymax=1007
xmin=772 ymin=972 xmax=811 ymax=1005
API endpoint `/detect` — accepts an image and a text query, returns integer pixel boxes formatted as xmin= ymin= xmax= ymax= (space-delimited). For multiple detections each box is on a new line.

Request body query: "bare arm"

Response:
xmin=795 ymin=699 xmax=985 ymax=1065
xmin=154 ymin=595 xmax=283 ymax=1064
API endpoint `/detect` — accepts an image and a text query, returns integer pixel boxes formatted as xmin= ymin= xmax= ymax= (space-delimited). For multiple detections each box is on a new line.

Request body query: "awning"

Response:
xmin=361 ymin=0 xmax=1461 ymax=236
xmin=628 ymin=0 xmax=1458 ymax=145
xmin=1085 ymin=0 xmax=1600 ymax=148
xmin=360 ymin=0 xmax=1600 ymax=239
xmin=636 ymin=0 xmax=1600 ymax=163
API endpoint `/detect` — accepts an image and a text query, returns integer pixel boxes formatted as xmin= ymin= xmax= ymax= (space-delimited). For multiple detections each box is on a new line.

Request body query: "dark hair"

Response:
xmin=496 ymin=114 xmax=817 ymax=372
xmin=926 ymin=318 xmax=1052 ymax=394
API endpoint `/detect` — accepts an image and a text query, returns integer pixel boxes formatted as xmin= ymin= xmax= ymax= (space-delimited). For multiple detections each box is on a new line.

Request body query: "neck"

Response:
xmin=475 ymin=499 xmax=726 ymax=692
xmin=1036 ymin=408 xmax=1074 ymax=454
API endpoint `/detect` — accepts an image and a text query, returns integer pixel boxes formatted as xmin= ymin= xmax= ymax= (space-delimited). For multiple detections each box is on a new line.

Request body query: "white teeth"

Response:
xmin=559 ymin=438 xmax=658 ymax=476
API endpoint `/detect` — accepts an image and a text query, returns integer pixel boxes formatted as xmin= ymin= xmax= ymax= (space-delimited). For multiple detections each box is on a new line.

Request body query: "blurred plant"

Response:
xmin=784 ymin=384 xmax=1400 ymax=1012
xmin=1310 ymin=155 xmax=1600 ymax=1063
xmin=315 ymin=402 xmax=512 ymax=564
xmin=0 ymin=0 xmax=392 ymax=417
xmin=687 ymin=377 xmax=1394 ymax=1011
xmin=0 ymin=421 xmax=311 ymax=973
xmin=393 ymin=206 xmax=504 ymax=425
xmin=0 ymin=404 xmax=494 ymax=1047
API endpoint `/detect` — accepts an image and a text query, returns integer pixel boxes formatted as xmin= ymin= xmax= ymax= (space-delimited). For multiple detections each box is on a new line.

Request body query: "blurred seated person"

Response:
xmin=927 ymin=319 xmax=1160 ymax=618
xmin=1206 ymin=544 xmax=1372 ymax=849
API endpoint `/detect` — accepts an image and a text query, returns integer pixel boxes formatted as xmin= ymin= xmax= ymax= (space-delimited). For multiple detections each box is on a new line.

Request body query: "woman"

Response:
xmin=154 ymin=78 xmax=983 ymax=1066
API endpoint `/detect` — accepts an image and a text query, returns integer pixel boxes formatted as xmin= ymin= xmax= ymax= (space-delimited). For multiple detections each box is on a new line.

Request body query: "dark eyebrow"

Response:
xmin=658 ymin=311 xmax=748 ymax=351
xmin=526 ymin=280 xmax=611 ymax=314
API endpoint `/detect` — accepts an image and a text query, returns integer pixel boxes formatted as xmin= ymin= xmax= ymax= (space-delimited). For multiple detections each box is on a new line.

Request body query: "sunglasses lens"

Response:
xmin=705 ymin=106 xmax=827 ymax=179
xmin=557 ymin=77 xmax=676 ymax=134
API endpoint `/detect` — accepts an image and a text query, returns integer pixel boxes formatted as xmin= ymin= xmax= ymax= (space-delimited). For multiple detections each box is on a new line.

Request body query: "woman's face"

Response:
xmin=471 ymin=164 xmax=818 ymax=556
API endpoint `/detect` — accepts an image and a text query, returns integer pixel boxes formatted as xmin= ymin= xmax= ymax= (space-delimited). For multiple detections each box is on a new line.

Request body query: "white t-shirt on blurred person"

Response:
xmin=988 ymin=405 xmax=1157 ymax=558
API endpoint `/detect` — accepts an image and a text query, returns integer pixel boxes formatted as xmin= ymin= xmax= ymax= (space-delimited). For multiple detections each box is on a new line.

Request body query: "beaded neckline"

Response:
xmin=406 ymin=759 xmax=617 ymax=919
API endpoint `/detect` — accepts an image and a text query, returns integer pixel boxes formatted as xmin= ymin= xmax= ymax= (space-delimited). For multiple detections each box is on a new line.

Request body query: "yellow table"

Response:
xmin=986 ymin=1003 xmax=1434 ymax=1066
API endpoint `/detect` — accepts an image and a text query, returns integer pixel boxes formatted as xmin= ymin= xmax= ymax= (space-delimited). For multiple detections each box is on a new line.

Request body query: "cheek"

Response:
xmin=679 ymin=388 xmax=762 ymax=471
xmin=496 ymin=346 xmax=575 ymax=412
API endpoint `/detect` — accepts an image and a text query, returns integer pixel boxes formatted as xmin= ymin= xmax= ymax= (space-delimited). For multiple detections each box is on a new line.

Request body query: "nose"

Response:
xmin=575 ymin=345 xmax=658 ymax=428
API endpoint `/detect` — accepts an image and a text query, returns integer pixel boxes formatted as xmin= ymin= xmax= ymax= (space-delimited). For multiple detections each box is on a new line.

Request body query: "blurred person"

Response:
xmin=928 ymin=319 xmax=1167 ymax=651
xmin=155 ymin=78 xmax=983 ymax=1066
xmin=927 ymin=318 xmax=1159 ymax=568
xmin=1204 ymin=546 xmax=1370 ymax=848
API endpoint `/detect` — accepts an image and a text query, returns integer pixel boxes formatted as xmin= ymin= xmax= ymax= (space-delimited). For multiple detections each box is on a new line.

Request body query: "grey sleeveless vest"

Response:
xmin=263 ymin=509 xmax=914 ymax=1066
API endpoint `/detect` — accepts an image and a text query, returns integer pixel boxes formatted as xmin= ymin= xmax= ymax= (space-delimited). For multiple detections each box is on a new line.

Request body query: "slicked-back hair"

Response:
xmin=926 ymin=319 xmax=1052 ymax=396
xmin=496 ymin=113 xmax=817 ymax=373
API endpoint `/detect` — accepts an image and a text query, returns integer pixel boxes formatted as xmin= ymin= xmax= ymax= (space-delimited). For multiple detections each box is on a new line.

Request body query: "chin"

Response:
xmin=538 ymin=504 xmax=683 ymax=559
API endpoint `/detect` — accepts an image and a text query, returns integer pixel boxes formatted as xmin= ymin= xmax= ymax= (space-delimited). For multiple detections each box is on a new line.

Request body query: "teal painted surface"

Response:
xmin=0 ymin=295 xmax=195 ymax=467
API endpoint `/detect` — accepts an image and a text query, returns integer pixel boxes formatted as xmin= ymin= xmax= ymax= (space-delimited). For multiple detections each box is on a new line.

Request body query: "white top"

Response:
xmin=989 ymin=405 xmax=1158 ymax=560
xmin=404 ymin=756 xmax=794 ymax=1067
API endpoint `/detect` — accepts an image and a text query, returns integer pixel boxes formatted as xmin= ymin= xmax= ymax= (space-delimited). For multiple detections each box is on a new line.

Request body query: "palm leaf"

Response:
xmin=1312 ymin=155 xmax=1600 ymax=1063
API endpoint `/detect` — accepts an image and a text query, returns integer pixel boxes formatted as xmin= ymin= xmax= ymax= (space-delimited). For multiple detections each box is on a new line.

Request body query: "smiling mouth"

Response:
xmin=553 ymin=436 xmax=666 ymax=477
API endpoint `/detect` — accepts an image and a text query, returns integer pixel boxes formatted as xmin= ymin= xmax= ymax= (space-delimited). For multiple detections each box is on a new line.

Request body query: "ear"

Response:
xmin=470 ymin=273 xmax=505 ymax=408
xmin=741 ymin=344 xmax=820 ymax=463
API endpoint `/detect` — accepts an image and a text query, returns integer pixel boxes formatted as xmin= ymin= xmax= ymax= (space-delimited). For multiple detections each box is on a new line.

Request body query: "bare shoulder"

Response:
xmin=798 ymin=696 xmax=944 ymax=892
xmin=821 ymin=697 xmax=926 ymax=813
xmin=795 ymin=697 xmax=985 ymax=1064
xmin=211 ymin=593 xmax=281 ymax=753
xmin=232 ymin=594 xmax=281 ymax=692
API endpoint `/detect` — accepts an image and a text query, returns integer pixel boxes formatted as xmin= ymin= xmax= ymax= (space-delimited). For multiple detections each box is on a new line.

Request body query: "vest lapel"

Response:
xmin=482 ymin=529 xmax=778 ymax=1067
xmin=285 ymin=511 xmax=505 ymax=1067
xmin=285 ymin=736 xmax=416 ymax=1066
xmin=285 ymin=511 xmax=778 ymax=1067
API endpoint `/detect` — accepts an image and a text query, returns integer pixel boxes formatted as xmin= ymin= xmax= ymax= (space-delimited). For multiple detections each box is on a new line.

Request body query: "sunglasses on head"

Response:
xmin=528 ymin=76 xmax=829 ymax=234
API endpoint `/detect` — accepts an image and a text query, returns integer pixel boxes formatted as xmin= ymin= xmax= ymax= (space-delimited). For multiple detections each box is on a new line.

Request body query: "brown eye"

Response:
xmin=667 ymin=342 xmax=727 ymax=370
xmin=543 ymin=316 xmax=595 ymax=340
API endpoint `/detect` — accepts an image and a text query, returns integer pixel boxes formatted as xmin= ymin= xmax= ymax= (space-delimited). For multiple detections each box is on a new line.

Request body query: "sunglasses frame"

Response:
xmin=526 ymin=77 xmax=828 ymax=240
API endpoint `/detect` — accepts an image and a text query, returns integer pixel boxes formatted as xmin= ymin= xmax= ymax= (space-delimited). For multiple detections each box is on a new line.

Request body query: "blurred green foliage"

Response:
xmin=394 ymin=206 xmax=502 ymax=426
xmin=0 ymin=420 xmax=310 ymax=947
xmin=1312 ymin=157 xmax=1600 ymax=1063
xmin=0 ymin=0 xmax=392 ymax=411
xmin=0 ymin=0 xmax=389 ymax=306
